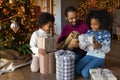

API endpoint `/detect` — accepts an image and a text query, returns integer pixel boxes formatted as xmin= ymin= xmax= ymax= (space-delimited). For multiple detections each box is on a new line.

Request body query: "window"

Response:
xmin=40 ymin=0 xmax=56 ymax=35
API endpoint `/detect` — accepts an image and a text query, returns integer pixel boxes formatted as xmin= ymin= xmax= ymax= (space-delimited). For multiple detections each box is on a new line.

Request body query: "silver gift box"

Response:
xmin=89 ymin=68 xmax=117 ymax=80
xmin=37 ymin=35 xmax=58 ymax=52
xmin=78 ymin=34 xmax=95 ymax=51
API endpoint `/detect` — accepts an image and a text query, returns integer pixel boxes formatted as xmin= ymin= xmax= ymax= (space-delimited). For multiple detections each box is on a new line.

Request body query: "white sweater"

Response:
xmin=29 ymin=29 xmax=47 ymax=57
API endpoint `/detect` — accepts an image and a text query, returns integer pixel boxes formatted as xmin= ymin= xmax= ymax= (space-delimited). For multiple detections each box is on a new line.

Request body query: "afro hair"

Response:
xmin=86 ymin=9 xmax=113 ymax=29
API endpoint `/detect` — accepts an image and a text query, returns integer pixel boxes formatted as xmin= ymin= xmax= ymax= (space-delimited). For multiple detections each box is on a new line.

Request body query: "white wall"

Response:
xmin=55 ymin=0 xmax=61 ymax=35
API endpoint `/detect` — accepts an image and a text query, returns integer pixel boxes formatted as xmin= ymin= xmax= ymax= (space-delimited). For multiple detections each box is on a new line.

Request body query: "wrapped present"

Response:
xmin=89 ymin=68 xmax=117 ymax=80
xmin=67 ymin=38 xmax=79 ymax=50
xmin=37 ymin=35 xmax=58 ymax=52
xmin=78 ymin=34 xmax=95 ymax=51
xmin=39 ymin=52 xmax=56 ymax=74
xmin=55 ymin=50 xmax=75 ymax=80
xmin=62 ymin=31 xmax=80 ymax=50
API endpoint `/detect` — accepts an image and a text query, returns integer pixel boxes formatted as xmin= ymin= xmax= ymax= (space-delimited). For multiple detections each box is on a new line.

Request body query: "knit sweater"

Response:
xmin=30 ymin=29 xmax=48 ymax=57
xmin=86 ymin=29 xmax=111 ymax=59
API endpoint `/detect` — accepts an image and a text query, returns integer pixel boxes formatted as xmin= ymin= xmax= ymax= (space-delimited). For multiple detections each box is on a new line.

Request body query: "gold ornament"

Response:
xmin=10 ymin=21 xmax=19 ymax=33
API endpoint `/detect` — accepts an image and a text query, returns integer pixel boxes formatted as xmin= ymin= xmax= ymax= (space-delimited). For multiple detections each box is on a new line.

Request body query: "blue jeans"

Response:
xmin=75 ymin=52 xmax=86 ymax=62
xmin=73 ymin=48 xmax=86 ymax=62
xmin=75 ymin=55 xmax=104 ymax=78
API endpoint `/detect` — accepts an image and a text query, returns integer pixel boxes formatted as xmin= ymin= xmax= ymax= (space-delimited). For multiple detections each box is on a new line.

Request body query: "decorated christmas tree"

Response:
xmin=0 ymin=0 xmax=38 ymax=55
xmin=77 ymin=0 xmax=115 ymax=20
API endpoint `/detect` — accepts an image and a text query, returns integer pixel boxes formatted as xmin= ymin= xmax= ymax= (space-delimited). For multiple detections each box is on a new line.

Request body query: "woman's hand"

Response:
xmin=92 ymin=41 xmax=102 ymax=49
xmin=38 ymin=48 xmax=47 ymax=56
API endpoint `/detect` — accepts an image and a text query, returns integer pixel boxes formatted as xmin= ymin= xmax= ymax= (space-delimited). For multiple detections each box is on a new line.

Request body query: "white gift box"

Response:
xmin=89 ymin=68 xmax=117 ymax=80
xmin=37 ymin=35 xmax=58 ymax=52
xmin=78 ymin=34 xmax=95 ymax=51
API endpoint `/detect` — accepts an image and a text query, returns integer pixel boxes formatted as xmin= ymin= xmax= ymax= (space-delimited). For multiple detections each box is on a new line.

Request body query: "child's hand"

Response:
xmin=38 ymin=48 xmax=47 ymax=56
xmin=92 ymin=41 xmax=102 ymax=49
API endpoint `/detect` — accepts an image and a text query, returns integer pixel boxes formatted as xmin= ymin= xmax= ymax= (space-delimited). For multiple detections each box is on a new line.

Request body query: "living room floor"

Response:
xmin=0 ymin=39 xmax=120 ymax=80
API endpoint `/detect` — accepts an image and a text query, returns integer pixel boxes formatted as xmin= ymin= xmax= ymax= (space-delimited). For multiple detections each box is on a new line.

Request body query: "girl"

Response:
xmin=29 ymin=12 xmax=55 ymax=72
xmin=75 ymin=9 xmax=113 ymax=78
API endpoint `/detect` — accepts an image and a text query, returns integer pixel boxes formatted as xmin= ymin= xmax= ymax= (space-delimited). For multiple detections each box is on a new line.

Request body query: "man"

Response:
xmin=57 ymin=6 xmax=89 ymax=61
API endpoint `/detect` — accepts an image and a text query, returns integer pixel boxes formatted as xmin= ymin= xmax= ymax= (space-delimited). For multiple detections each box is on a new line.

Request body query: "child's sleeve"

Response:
xmin=30 ymin=32 xmax=39 ymax=56
xmin=100 ymin=31 xmax=111 ymax=54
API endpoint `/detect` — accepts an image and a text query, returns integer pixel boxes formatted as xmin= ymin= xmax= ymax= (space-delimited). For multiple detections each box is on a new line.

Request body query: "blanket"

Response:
xmin=0 ymin=49 xmax=32 ymax=75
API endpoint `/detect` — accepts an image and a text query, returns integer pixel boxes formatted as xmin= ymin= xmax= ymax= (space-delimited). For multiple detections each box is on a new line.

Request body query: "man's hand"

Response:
xmin=57 ymin=41 xmax=65 ymax=50
xmin=69 ymin=38 xmax=79 ymax=48
xmin=38 ymin=48 xmax=47 ymax=56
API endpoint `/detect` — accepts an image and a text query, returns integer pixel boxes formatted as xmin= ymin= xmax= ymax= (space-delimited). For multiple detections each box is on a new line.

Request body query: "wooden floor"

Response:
xmin=0 ymin=39 xmax=120 ymax=80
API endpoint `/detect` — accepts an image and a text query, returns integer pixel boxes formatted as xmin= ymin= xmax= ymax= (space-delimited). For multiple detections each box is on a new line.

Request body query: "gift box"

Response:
xmin=37 ymin=35 xmax=58 ymax=52
xmin=63 ymin=31 xmax=80 ymax=50
xmin=78 ymin=34 xmax=95 ymax=51
xmin=39 ymin=52 xmax=56 ymax=74
xmin=89 ymin=68 xmax=117 ymax=80
xmin=67 ymin=38 xmax=78 ymax=50
xmin=55 ymin=50 xmax=75 ymax=80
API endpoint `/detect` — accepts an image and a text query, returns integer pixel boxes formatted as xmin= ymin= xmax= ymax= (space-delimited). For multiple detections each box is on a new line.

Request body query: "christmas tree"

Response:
xmin=0 ymin=0 xmax=38 ymax=55
xmin=77 ymin=0 xmax=115 ymax=20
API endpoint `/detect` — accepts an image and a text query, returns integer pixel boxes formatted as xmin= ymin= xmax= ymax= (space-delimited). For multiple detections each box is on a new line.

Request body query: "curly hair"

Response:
xmin=37 ymin=12 xmax=55 ymax=28
xmin=65 ymin=6 xmax=77 ymax=17
xmin=86 ymin=9 xmax=113 ymax=29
